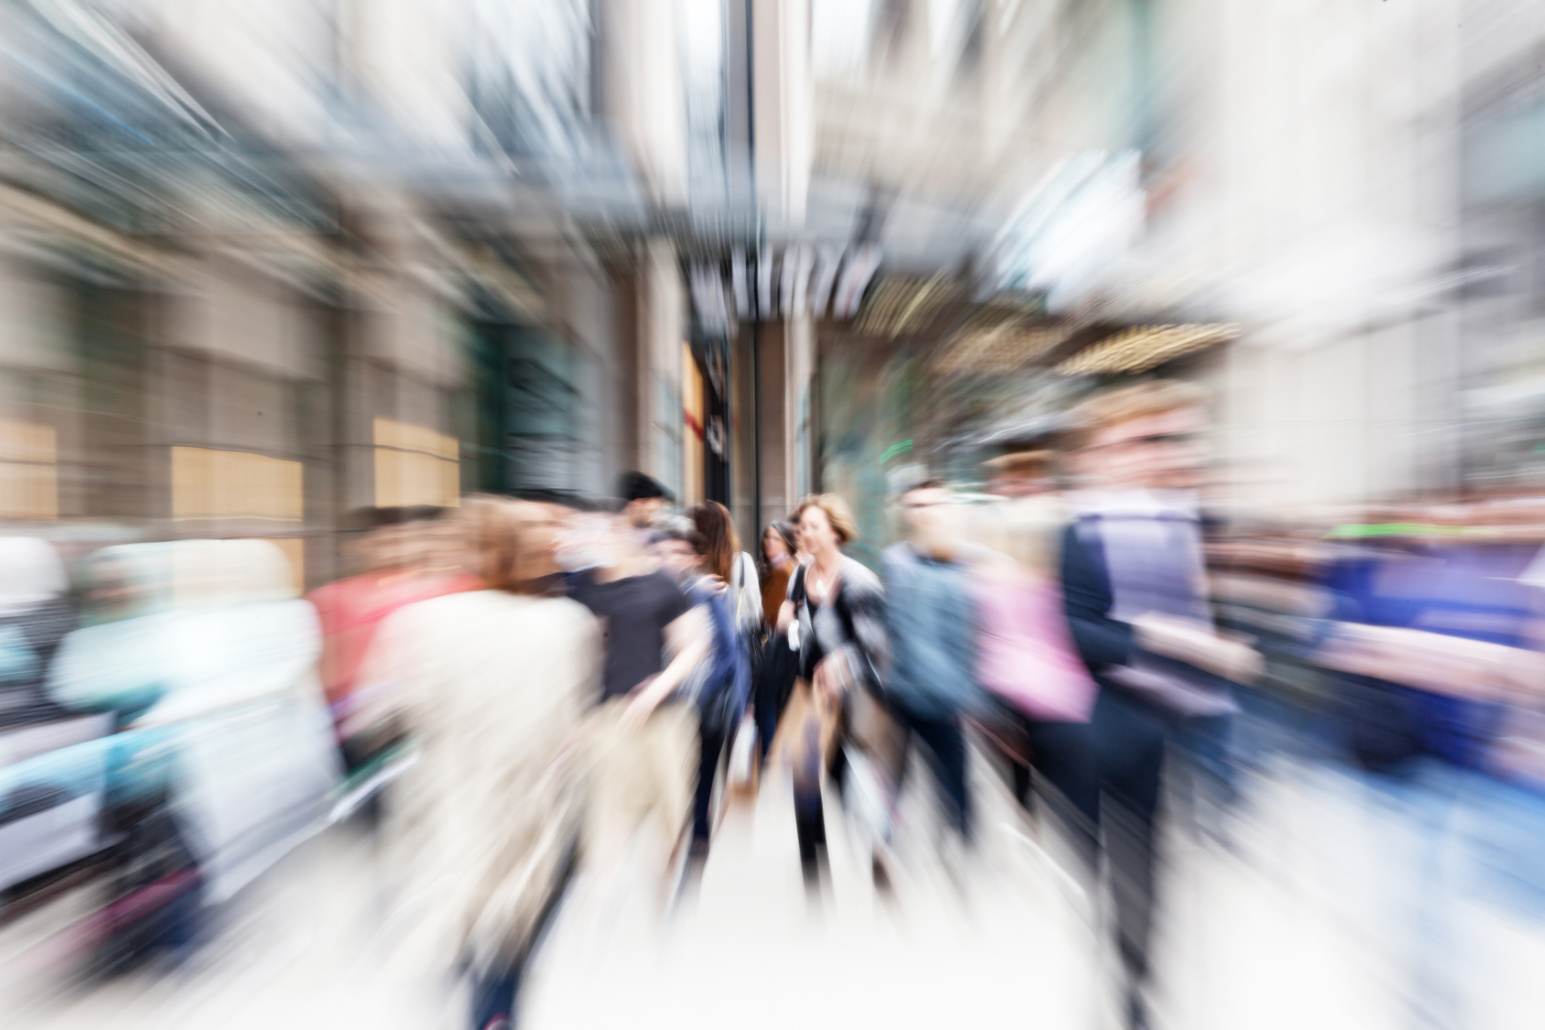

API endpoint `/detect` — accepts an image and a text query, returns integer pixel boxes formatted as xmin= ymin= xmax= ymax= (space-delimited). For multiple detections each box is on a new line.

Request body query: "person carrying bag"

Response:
xmin=770 ymin=495 xmax=895 ymax=891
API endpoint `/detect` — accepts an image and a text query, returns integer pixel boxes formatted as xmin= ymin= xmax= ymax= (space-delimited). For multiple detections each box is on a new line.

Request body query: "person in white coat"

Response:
xmin=358 ymin=498 xmax=601 ymax=1030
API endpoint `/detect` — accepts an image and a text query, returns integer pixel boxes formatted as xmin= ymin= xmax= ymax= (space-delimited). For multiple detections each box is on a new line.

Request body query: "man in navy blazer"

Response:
xmin=1059 ymin=380 xmax=1261 ymax=1030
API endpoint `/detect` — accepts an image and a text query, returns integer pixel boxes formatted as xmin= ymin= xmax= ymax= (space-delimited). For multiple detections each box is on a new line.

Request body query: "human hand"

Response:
xmin=776 ymin=600 xmax=794 ymax=633
xmin=812 ymin=656 xmax=844 ymax=705
xmin=1135 ymin=614 xmax=1263 ymax=683
xmin=622 ymin=677 xmax=661 ymax=730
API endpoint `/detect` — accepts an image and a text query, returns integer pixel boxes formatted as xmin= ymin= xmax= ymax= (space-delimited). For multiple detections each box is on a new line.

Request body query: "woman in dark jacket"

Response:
xmin=776 ymin=496 xmax=889 ymax=889
xmin=753 ymin=522 xmax=799 ymax=763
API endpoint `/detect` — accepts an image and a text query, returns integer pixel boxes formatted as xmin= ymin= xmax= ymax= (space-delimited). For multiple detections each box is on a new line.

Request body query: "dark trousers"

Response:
xmin=693 ymin=721 xmax=728 ymax=845
xmin=465 ymin=840 xmax=578 ymax=1030
xmin=1090 ymin=688 xmax=1168 ymax=983
xmin=1013 ymin=717 xmax=1101 ymax=870
xmin=755 ymin=636 xmax=798 ymax=761
xmin=470 ymin=967 xmax=520 ymax=1030
xmin=892 ymin=704 xmax=972 ymax=842
xmin=794 ymin=777 xmax=827 ymax=884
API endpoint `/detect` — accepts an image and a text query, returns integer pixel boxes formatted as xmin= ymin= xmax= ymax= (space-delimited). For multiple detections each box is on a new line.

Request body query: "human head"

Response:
xmin=649 ymin=517 xmax=701 ymax=585
xmin=688 ymin=501 xmax=738 ymax=583
xmin=1071 ymin=379 xmax=1210 ymax=491
xmin=618 ymin=471 xmax=671 ymax=529
xmin=982 ymin=450 xmax=1054 ymax=498
xmin=82 ymin=544 xmax=170 ymax=624
xmin=897 ymin=477 xmax=953 ymax=544
xmin=399 ymin=506 xmax=451 ymax=573
xmin=459 ymin=496 xmax=550 ymax=594
xmin=342 ymin=506 xmax=448 ymax=575
xmin=761 ymin=521 xmax=797 ymax=567
xmin=793 ymin=493 xmax=855 ymax=561
xmin=342 ymin=507 xmax=406 ymax=574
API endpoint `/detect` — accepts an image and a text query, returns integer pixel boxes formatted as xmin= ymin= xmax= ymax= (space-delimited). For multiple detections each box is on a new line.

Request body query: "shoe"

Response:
xmin=871 ymin=853 xmax=892 ymax=895
xmin=1127 ymin=989 xmax=1150 ymax=1030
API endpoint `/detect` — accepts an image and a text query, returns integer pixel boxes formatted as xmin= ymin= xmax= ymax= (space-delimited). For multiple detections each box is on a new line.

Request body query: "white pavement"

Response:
xmin=9 ymin=746 xmax=1545 ymax=1030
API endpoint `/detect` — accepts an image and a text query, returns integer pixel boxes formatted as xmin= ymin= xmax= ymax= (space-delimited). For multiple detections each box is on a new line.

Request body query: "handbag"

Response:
xmin=725 ymin=712 xmax=758 ymax=798
xmin=696 ymin=587 xmax=751 ymax=738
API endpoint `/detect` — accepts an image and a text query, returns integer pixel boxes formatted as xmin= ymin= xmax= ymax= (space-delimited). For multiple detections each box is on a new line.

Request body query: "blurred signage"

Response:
xmin=994 ymin=151 xmax=1145 ymax=312
xmin=722 ymin=243 xmax=881 ymax=323
xmin=1057 ymin=324 xmax=1239 ymax=375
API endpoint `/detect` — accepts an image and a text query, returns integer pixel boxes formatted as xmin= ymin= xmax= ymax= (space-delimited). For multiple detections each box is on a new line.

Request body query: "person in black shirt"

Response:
xmin=617 ymin=471 xmax=672 ymax=532
xmin=569 ymin=565 xmax=695 ymax=703
xmin=568 ymin=499 xmax=709 ymax=915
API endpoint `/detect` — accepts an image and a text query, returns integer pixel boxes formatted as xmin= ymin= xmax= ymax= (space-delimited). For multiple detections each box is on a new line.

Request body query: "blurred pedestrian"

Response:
xmin=618 ymin=471 xmax=672 ymax=530
xmin=880 ymin=479 xmax=983 ymax=855
xmin=775 ymin=494 xmax=890 ymax=890
xmin=662 ymin=509 xmax=753 ymax=866
xmin=568 ymin=497 xmax=710 ymax=912
xmin=1062 ymin=380 xmax=1261 ymax=1030
xmin=358 ymin=498 xmax=600 ymax=1030
xmin=755 ymin=522 xmax=800 ymax=762
xmin=0 ymin=537 xmax=75 ymax=726
xmin=973 ymin=451 xmax=1100 ymax=866
xmin=309 ymin=507 xmax=477 ymax=784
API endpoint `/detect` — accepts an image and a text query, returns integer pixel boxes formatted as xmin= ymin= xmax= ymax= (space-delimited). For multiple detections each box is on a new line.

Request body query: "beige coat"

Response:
xmin=361 ymin=590 xmax=600 ymax=976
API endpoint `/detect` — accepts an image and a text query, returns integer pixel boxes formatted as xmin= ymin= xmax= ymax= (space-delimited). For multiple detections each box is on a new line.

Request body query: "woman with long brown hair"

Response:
xmin=690 ymin=501 xmax=760 ymax=634
xmin=754 ymin=521 xmax=800 ymax=762
xmin=684 ymin=503 xmax=758 ymax=860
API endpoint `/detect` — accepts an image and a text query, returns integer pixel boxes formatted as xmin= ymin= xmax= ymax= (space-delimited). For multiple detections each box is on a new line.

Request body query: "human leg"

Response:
xmin=905 ymin=709 xmax=972 ymax=842
xmin=1091 ymin=690 xmax=1167 ymax=986
xmin=470 ymin=965 xmax=521 ymax=1030
xmin=1021 ymin=718 xmax=1101 ymax=871
xmin=692 ymin=719 xmax=728 ymax=846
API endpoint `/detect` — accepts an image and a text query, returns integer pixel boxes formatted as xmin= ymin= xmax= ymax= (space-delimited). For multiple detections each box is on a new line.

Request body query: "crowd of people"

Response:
xmin=9 ymin=377 xmax=1545 ymax=1029
xmin=318 ymin=377 xmax=1272 ymax=1030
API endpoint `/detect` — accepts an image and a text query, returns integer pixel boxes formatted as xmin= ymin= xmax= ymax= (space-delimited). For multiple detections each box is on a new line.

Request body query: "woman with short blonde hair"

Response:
xmin=791 ymin=493 xmax=857 ymax=546
xmin=776 ymin=492 xmax=890 ymax=890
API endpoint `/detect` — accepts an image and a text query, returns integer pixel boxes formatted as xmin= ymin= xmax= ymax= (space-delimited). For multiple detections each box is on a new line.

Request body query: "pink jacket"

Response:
xmin=973 ymin=575 xmax=1098 ymax=722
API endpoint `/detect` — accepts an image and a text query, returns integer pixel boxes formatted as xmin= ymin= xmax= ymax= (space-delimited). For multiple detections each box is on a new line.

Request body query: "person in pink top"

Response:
xmin=309 ymin=507 xmax=480 ymax=776
xmin=973 ymin=450 xmax=1100 ymax=863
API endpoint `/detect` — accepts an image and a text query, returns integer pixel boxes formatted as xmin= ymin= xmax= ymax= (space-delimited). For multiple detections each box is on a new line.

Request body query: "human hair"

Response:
xmin=689 ymin=501 xmax=738 ymax=582
xmin=460 ymin=495 xmax=545 ymax=594
xmin=618 ymin=471 xmax=669 ymax=504
xmin=404 ymin=505 xmax=449 ymax=524
xmin=981 ymin=450 xmax=1054 ymax=479
xmin=760 ymin=520 xmax=797 ymax=573
xmin=649 ymin=515 xmax=699 ymax=548
xmin=1071 ymin=379 xmax=1209 ymax=439
xmin=901 ymin=476 xmax=945 ymax=496
xmin=793 ymin=493 xmax=857 ymax=545
xmin=343 ymin=506 xmax=407 ymax=533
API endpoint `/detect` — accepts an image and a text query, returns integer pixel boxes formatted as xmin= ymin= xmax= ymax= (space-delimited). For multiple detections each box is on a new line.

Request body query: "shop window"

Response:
xmin=171 ymin=447 xmax=304 ymax=523
xmin=0 ymin=419 xmax=58 ymax=520
xmin=373 ymin=418 xmax=460 ymax=508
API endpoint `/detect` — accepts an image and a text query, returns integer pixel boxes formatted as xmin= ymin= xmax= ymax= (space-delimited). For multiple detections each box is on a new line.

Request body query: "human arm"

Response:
xmin=815 ymin=565 xmax=889 ymax=703
xmin=624 ymin=604 xmax=711 ymax=726
xmin=1132 ymin=613 xmax=1263 ymax=684
xmin=1059 ymin=522 xmax=1135 ymax=669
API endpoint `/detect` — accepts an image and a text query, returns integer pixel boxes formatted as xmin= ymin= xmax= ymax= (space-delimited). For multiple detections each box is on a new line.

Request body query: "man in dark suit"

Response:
xmin=1060 ymin=380 xmax=1261 ymax=1030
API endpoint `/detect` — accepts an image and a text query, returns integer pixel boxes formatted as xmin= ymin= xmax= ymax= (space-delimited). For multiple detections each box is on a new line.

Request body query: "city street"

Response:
xmin=10 ymin=739 xmax=1545 ymax=1030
